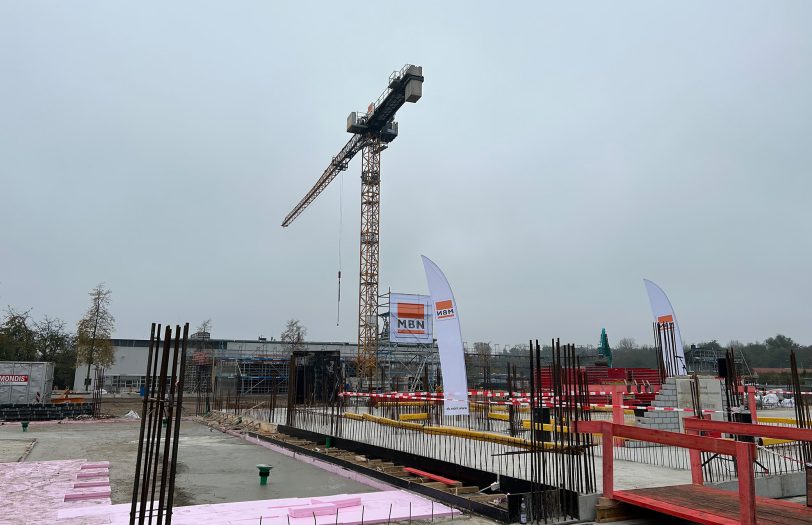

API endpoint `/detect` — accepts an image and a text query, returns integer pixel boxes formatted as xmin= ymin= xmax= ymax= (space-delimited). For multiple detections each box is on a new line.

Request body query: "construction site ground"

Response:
xmin=0 ymin=419 xmax=372 ymax=506
xmin=5 ymin=403 xmax=793 ymax=523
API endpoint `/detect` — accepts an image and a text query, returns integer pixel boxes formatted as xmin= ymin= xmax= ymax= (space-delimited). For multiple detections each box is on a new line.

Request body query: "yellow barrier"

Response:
xmin=760 ymin=437 xmax=794 ymax=446
xmin=758 ymin=417 xmax=797 ymax=425
xmin=398 ymin=412 xmax=429 ymax=421
xmin=487 ymin=412 xmax=510 ymax=421
xmin=590 ymin=407 xmax=635 ymax=415
xmin=521 ymin=420 xmax=570 ymax=433
xmin=342 ymin=412 xmax=584 ymax=451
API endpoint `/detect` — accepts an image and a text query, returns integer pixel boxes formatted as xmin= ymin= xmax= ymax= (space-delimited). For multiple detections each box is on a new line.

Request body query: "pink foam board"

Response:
xmin=64 ymin=489 xmax=112 ymax=501
xmin=288 ymin=504 xmax=338 ymax=518
xmin=81 ymin=461 xmax=111 ymax=469
xmin=55 ymin=489 xmax=460 ymax=524
xmin=74 ymin=480 xmax=110 ymax=488
xmin=77 ymin=470 xmax=109 ymax=478
xmin=311 ymin=497 xmax=362 ymax=508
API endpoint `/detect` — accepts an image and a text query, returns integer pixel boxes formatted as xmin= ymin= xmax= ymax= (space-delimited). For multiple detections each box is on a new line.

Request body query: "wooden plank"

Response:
xmin=684 ymin=417 xmax=812 ymax=442
xmin=616 ymin=485 xmax=812 ymax=525
xmin=576 ymin=420 xmax=737 ymax=454
xmin=613 ymin=490 xmax=739 ymax=525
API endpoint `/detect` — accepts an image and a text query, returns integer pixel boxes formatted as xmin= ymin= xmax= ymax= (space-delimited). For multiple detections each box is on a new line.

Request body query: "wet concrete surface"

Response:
xmin=0 ymin=420 xmax=373 ymax=505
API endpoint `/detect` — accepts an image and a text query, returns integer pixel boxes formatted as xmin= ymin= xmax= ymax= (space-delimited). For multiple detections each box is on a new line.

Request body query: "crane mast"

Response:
xmin=282 ymin=65 xmax=424 ymax=384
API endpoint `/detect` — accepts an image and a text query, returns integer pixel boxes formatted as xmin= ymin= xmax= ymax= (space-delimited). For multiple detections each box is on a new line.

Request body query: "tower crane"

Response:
xmin=282 ymin=64 xmax=424 ymax=383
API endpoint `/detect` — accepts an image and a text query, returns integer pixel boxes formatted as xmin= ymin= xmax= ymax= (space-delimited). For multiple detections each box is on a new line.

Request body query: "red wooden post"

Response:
xmin=738 ymin=385 xmax=759 ymax=424
xmin=611 ymin=387 xmax=624 ymax=425
xmin=736 ymin=441 xmax=757 ymax=525
xmin=602 ymin=421 xmax=614 ymax=499
xmin=687 ymin=424 xmax=704 ymax=485
xmin=747 ymin=386 xmax=758 ymax=424
xmin=612 ymin=386 xmax=626 ymax=447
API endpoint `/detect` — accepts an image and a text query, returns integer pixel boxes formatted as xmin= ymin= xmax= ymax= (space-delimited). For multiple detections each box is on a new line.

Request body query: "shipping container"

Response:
xmin=0 ymin=361 xmax=54 ymax=404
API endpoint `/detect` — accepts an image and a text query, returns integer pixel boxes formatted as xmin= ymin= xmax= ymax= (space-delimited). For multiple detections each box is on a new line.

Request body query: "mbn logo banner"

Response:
xmin=435 ymin=300 xmax=455 ymax=319
xmin=396 ymin=302 xmax=426 ymax=334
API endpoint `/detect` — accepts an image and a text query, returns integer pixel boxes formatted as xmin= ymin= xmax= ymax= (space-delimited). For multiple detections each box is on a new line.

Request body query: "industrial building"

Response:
xmin=72 ymin=336 xmax=439 ymax=394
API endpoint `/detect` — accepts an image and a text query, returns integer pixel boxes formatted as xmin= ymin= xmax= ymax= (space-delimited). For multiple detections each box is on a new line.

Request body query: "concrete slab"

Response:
xmin=0 ymin=420 xmax=376 ymax=507
xmin=0 ymin=438 xmax=36 ymax=462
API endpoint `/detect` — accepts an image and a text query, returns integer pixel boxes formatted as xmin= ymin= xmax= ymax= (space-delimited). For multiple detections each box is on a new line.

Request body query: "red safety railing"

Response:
xmin=575 ymin=419 xmax=758 ymax=525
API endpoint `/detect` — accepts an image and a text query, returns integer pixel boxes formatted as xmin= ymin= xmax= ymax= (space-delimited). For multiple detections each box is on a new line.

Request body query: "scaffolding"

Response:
xmin=685 ymin=344 xmax=753 ymax=378
xmin=377 ymin=291 xmax=440 ymax=391
xmin=184 ymin=330 xmax=214 ymax=394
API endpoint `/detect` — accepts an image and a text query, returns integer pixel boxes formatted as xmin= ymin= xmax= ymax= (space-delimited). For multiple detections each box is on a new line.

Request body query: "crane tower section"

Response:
xmin=281 ymin=65 xmax=424 ymax=384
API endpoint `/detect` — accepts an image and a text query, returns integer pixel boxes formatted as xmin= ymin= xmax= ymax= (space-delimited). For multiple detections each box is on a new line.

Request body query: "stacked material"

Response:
xmin=0 ymin=402 xmax=93 ymax=422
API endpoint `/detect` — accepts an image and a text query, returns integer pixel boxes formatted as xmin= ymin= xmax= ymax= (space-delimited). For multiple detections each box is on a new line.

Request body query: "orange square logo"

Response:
xmin=397 ymin=303 xmax=424 ymax=319
xmin=435 ymin=300 xmax=455 ymax=319
xmin=396 ymin=302 xmax=427 ymax=334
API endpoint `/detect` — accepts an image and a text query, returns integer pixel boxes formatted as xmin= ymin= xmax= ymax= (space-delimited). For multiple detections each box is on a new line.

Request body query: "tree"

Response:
xmin=76 ymin=284 xmax=115 ymax=389
xmin=506 ymin=344 xmax=529 ymax=356
xmin=471 ymin=342 xmax=493 ymax=387
xmin=0 ymin=307 xmax=37 ymax=361
xmin=34 ymin=316 xmax=76 ymax=389
xmin=280 ymin=319 xmax=307 ymax=353
xmin=696 ymin=340 xmax=723 ymax=352
xmin=35 ymin=316 xmax=72 ymax=361
xmin=473 ymin=341 xmax=492 ymax=360
xmin=765 ymin=334 xmax=799 ymax=352
xmin=196 ymin=319 xmax=213 ymax=336
xmin=616 ymin=338 xmax=638 ymax=352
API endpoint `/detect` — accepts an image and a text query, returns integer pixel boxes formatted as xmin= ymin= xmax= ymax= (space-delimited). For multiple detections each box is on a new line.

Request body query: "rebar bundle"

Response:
xmin=129 ymin=323 xmax=189 ymax=525
xmin=525 ymin=339 xmax=595 ymax=522
xmin=92 ymin=367 xmax=105 ymax=418
xmin=790 ymin=350 xmax=812 ymax=463
xmin=653 ymin=322 xmax=681 ymax=380
xmin=722 ymin=348 xmax=744 ymax=418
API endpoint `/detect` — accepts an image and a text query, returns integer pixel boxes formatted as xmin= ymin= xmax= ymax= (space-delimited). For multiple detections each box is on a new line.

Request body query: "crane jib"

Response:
xmin=280 ymin=134 xmax=364 ymax=227
xmin=281 ymin=65 xmax=422 ymax=228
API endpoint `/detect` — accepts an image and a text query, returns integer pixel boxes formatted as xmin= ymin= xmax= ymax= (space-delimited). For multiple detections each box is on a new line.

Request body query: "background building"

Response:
xmin=72 ymin=337 xmax=440 ymax=393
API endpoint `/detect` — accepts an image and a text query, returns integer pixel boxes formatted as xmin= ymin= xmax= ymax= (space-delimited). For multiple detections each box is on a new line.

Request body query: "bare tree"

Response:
xmin=196 ymin=319 xmax=212 ymax=336
xmin=616 ymin=337 xmax=638 ymax=352
xmin=280 ymin=319 xmax=307 ymax=353
xmin=76 ymin=284 xmax=115 ymax=389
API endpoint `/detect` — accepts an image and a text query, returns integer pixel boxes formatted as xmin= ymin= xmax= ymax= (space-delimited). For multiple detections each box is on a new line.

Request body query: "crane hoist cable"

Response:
xmin=336 ymin=172 xmax=343 ymax=326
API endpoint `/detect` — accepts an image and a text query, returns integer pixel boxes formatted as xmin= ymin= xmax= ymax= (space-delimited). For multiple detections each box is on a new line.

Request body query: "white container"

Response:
xmin=0 ymin=362 xmax=54 ymax=404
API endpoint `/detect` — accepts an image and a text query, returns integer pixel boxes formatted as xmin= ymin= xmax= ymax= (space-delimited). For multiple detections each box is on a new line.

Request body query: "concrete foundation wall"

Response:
xmin=578 ymin=492 xmax=600 ymax=521
xmin=711 ymin=471 xmax=807 ymax=499
xmin=636 ymin=376 xmax=724 ymax=432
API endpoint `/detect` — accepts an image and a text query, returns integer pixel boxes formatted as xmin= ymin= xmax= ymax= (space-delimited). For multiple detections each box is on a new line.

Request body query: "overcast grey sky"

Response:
xmin=1 ymin=2 xmax=810 ymax=348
